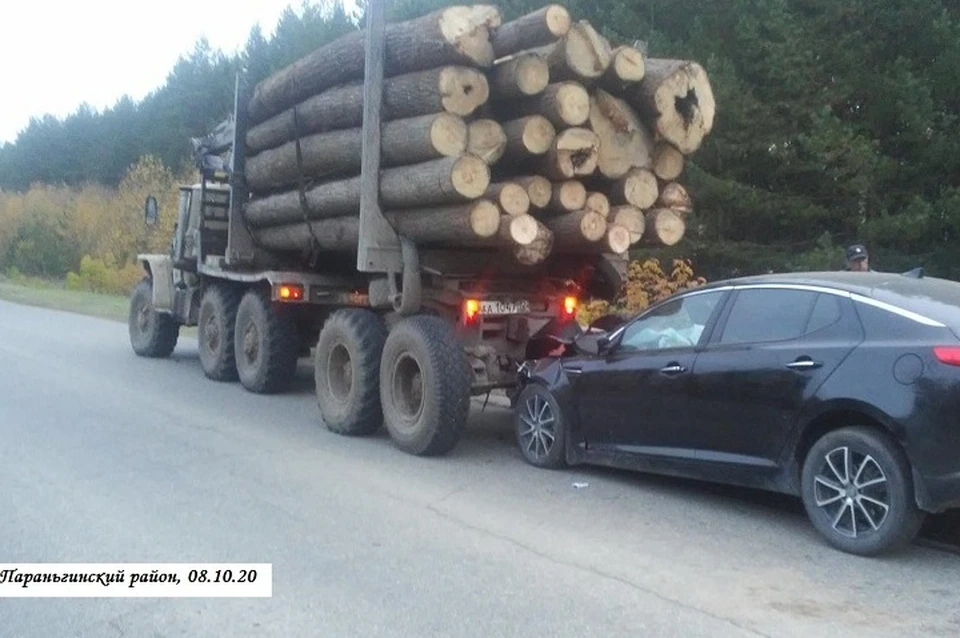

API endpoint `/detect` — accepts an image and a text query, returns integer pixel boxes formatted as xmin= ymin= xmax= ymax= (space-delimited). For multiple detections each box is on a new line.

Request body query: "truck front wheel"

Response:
xmin=315 ymin=309 xmax=386 ymax=436
xmin=234 ymin=288 xmax=299 ymax=394
xmin=129 ymin=278 xmax=179 ymax=358
xmin=379 ymin=316 xmax=471 ymax=456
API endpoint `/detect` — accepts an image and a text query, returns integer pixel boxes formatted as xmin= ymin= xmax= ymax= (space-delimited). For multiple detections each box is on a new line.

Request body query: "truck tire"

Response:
xmin=379 ymin=315 xmax=472 ymax=456
xmin=198 ymin=284 xmax=241 ymax=381
xmin=234 ymin=288 xmax=299 ymax=394
xmin=315 ymin=309 xmax=387 ymax=436
xmin=129 ymin=278 xmax=179 ymax=358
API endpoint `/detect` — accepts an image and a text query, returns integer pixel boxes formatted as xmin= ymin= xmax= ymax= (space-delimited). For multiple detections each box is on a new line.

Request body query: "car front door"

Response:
xmin=688 ymin=287 xmax=864 ymax=468
xmin=572 ymin=289 xmax=728 ymax=460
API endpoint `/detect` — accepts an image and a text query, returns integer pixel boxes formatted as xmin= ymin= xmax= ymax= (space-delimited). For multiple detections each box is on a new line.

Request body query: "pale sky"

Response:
xmin=0 ymin=0 xmax=358 ymax=144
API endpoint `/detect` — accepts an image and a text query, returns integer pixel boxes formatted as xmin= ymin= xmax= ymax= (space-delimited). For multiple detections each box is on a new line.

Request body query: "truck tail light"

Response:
xmin=463 ymin=298 xmax=481 ymax=323
xmin=562 ymin=296 xmax=578 ymax=319
xmin=277 ymin=284 xmax=304 ymax=301
xmin=933 ymin=346 xmax=960 ymax=367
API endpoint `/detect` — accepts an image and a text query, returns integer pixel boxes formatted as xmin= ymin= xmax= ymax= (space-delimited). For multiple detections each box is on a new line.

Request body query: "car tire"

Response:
xmin=800 ymin=426 xmax=925 ymax=556
xmin=198 ymin=284 xmax=241 ymax=381
xmin=129 ymin=278 xmax=179 ymax=358
xmin=234 ymin=288 xmax=299 ymax=394
xmin=315 ymin=309 xmax=386 ymax=436
xmin=515 ymin=384 xmax=566 ymax=469
xmin=379 ymin=316 xmax=471 ymax=456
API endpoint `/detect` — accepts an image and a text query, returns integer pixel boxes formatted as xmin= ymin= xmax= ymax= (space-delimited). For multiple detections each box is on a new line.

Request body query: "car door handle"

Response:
xmin=786 ymin=358 xmax=822 ymax=370
xmin=563 ymin=364 xmax=583 ymax=376
xmin=660 ymin=364 xmax=686 ymax=375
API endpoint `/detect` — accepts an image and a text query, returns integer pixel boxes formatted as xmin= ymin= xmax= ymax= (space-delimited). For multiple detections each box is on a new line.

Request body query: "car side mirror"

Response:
xmin=144 ymin=195 xmax=158 ymax=226
xmin=596 ymin=335 xmax=612 ymax=354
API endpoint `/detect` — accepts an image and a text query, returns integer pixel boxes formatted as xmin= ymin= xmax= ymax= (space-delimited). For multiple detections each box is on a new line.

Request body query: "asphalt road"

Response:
xmin=1 ymin=299 xmax=958 ymax=638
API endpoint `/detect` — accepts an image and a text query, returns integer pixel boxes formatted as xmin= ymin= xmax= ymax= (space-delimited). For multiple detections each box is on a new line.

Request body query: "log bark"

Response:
xmin=514 ymin=176 xmax=552 ymax=209
xmin=247 ymin=6 xmax=502 ymax=123
xmin=490 ymin=52 xmax=549 ymax=99
xmin=611 ymin=205 xmax=645 ymax=243
xmin=485 ymin=182 xmax=530 ymax=216
xmin=555 ymin=223 xmax=631 ymax=255
xmin=513 ymin=221 xmax=553 ymax=265
xmin=644 ymin=208 xmax=686 ymax=246
xmin=609 ymin=167 xmax=658 ymax=209
xmin=538 ymin=128 xmax=599 ymax=180
xmin=657 ymin=182 xmax=693 ymax=216
xmin=250 ymin=200 xmax=502 ymax=252
xmin=244 ymin=155 xmax=490 ymax=227
xmin=490 ymin=4 xmax=571 ymax=58
xmin=600 ymin=46 xmax=645 ymax=91
xmin=547 ymin=180 xmax=586 ymax=214
xmin=545 ymin=209 xmax=607 ymax=243
xmin=246 ymin=113 xmax=468 ymax=192
xmin=588 ymin=88 xmax=654 ymax=179
xmin=245 ymin=66 xmax=489 ymax=153
xmin=500 ymin=82 xmax=590 ymax=128
xmin=584 ymin=191 xmax=610 ymax=218
xmin=531 ymin=20 xmax=612 ymax=82
xmin=652 ymin=141 xmax=685 ymax=180
xmin=500 ymin=115 xmax=556 ymax=161
xmin=467 ymin=119 xmax=508 ymax=164
xmin=624 ymin=59 xmax=716 ymax=155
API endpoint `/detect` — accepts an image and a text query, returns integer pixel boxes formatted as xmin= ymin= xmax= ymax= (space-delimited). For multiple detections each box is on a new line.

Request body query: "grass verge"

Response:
xmin=0 ymin=279 xmax=131 ymax=322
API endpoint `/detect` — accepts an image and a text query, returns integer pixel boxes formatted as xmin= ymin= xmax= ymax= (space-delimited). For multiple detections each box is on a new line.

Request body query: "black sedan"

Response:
xmin=514 ymin=271 xmax=960 ymax=556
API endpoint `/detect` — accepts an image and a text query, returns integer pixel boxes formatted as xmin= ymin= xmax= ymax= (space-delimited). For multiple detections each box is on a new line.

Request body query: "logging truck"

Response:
xmin=127 ymin=2 xmax=630 ymax=457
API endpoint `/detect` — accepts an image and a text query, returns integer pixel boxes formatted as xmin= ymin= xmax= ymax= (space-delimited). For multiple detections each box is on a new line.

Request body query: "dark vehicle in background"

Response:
xmin=515 ymin=272 xmax=960 ymax=555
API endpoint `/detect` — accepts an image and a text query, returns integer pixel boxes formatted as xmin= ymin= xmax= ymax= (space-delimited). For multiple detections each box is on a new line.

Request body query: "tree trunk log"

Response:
xmin=245 ymin=66 xmax=489 ymax=153
xmin=467 ymin=119 xmax=507 ymax=164
xmin=588 ymin=89 xmax=654 ymax=179
xmin=531 ymin=20 xmax=612 ymax=82
xmin=545 ymin=209 xmax=607 ymax=243
xmin=499 ymin=81 xmax=590 ymax=128
xmin=546 ymin=180 xmax=586 ymax=214
xmin=609 ymin=167 xmax=658 ymax=209
xmin=600 ymin=46 xmax=645 ymax=91
xmin=537 ymin=128 xmax=599 ymax=180
xmin=500 ymin=115 xmax=556 ymax=162
xmin=485 ymin=182 xmax=530 ymax=216
xmin=246 ymin=113 xmax=468 ymax=192
xmin=513 ymin=221 xmax=553 ymax=265
xmin=251 ymin=200 xmax=502 ymax=252
xmin=514 ymin=175 xmax=552 ymax=209
xmin=244 ymin=155 xmax=490 ymax=227
xmin=554 ymin=223 xmax=631 ymax=255
xmin=247 ymin=6 xmax=502 ymax=123
xmin=611 ymin=205 xmax=645 ymax=243
xmin=657 ymin=182 xmax=693 ymax=216
xmin=490 ymin=4 xmax=571 ymax=58
xmin=644 ymin=208 xmax=686 ymax=246
xmin=584 ymin=191 xmax=610 ymax=218
xmin=490 ymin=52 xmax=549 ymax=99
xmin=652 ymin=141 xmax=685 ymax=180
xmin=624 ymin=59 xmax=716 ymax=155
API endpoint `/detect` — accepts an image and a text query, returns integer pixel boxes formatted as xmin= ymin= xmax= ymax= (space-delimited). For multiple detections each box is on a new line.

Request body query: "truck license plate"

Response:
xmin=481 ymin=300 xmax=530 ymax=315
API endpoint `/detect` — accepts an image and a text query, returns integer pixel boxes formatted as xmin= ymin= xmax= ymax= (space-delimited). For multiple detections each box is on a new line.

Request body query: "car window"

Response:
xmin=618 ymin=291 xmax=724 ymax=352
xmin=805 ymin=293 xmax=842 ymax=334
xmin=719 ymin=289 xmax=818 ymax=345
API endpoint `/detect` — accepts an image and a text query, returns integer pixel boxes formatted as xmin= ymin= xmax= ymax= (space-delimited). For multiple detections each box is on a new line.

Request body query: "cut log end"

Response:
xmin=611 ymin=206 xmax=645 ymax=244
xmin=451 ymin=155 xmax=492 ymax=199
xmin=547 ymin=209 xmax=607 ymax=243
xmin=469 ymin=200 xmax=502 ymax=237
xmin=544 ymin=5 xmax=572 ymax=37
xmin=647 ymin=60 xmax=716 ymax=154
xmin=514 ymin=221 xmax=553 ymax=265
xmin=486 ymin=182 xmax=531 ymax=217
xmin=440 ymin=6 xmax=502 ymax=67
xmin=589 ymin=89 xmax=654 ymax=179
xmin=585 ymin=192 xmax=610 ymax=218
xmin=494 ymin=53 xmax=550 ymax=97
xmin=515 ymin=176 xmax=552 ymax=209
xmin=652 ymin=142 xmax=685 ymax=180
xmin=504 ymin=213 xmax=540 ymax=245
xmin=645 ymin=208 xmax=686 ymax=246
xmin=605 ymin=224 xmax=632 ymax=254
xmin=551 ymin=180 xmax=587 ymax=212
xmin=610 ymin=46 xmax=645 ymax=82
xmin=562 ymin=21 xmax=613 ymax=79
xmin=467 ymin=119 xmax=507 ymax=164
xmin=546 ymin=127 xmax=600 ymax=179
xmin=430 ymin=113 xmax=470 ymax=157
xmin=613 ymin=167 xmax=659 ymax=209
xmin=439 ymin=67 xmax=491 ymax=115
xmin=658 ymin=182 xmax=693 ymax=216
xmin=555 ymin=82 xmax=591 ymax=126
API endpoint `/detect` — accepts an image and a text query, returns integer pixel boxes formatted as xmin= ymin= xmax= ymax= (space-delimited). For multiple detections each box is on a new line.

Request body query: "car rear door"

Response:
xmin=687 ymin=286 xmax=863 ymax=468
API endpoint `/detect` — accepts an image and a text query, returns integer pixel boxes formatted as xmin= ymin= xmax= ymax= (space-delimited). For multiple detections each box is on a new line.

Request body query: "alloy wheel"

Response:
xmin=519 ymin=393 xmax=557 ymax=462
xmin=813 ymin=446 xmax=890 ymax=539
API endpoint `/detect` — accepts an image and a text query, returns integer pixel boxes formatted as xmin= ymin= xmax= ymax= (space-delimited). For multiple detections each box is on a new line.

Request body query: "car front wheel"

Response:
xmin=515 ymin=384 xmax=566 ymax=469
xmin=800 ymin=426 xmax=925 ymax=556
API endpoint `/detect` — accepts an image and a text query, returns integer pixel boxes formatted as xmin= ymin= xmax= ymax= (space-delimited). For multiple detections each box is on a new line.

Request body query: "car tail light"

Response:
xmin=933 ymin=346 xmax=960 ymax=367
xmin=277 ymin=284 xmax=304 ymax=301
xmin=562 ymin=296 xmax=578 ymax=319
xmin=463 ymin=298 xmax=481 ymax=323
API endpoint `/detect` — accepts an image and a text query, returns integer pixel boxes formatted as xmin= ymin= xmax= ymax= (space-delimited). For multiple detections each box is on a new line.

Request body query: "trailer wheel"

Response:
xmin=380 ymin=316 xmax=471 ymax=456
xmin=198 ymin=284 xmax=241 ymax=381
xmin=234 ymin=288 xmax=299 ymax=394
xmin=129 ymin=278 xmax=179 ymax=358
xmin=315 ymin=309 xmax=387 ymax=436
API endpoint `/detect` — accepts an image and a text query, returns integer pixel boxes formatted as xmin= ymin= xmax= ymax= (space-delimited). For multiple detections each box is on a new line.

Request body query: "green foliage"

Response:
xmin=65 ymin=256 xmax=144 ymax=295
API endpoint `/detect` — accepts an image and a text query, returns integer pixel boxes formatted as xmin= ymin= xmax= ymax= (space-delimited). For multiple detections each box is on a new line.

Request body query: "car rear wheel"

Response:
xmin=515 ymin=384 xmax=566 ymax=469
xmin=800 ymin=426 xmax=925 ymax=556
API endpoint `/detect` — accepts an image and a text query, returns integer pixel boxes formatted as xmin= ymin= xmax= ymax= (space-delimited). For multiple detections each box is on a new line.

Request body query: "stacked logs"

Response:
xmin=240 ymin=3 xmax=715 ymax=267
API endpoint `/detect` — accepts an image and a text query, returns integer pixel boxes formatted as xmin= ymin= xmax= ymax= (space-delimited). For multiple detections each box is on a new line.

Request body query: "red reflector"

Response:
xmin=278 ymin=284 xmax=304 ymax=301
xmin=464 ymin=299 xmax=480 ymax=323
xmin=934 ymin=346 xmax=960 ymax=366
